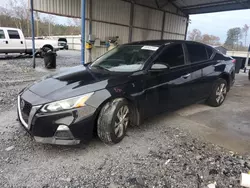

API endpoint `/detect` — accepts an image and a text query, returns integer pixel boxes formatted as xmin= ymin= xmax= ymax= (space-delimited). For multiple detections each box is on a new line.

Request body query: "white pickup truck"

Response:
xmin=0 ymin=27 xmax=63 ymax=57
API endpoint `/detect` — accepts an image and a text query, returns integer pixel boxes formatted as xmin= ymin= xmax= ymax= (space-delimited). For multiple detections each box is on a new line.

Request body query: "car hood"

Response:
xmin=28 ymin=65 xmax=130 ymax=101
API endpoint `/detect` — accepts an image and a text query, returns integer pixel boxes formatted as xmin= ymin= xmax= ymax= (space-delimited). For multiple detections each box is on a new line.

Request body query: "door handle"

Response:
xmin=21 ymin=41 xmax=23 ymax=44
xmin=182 ymin=74 xmax=191 ymax=79
xmin=5 ymin=41 xmax=8 ymax=44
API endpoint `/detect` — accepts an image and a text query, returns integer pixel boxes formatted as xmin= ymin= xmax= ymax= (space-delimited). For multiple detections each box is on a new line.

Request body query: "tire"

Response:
xmin=97 ymin=98 xmax=130 ymax=145
xmin=207 ymin=79 xmax=227 ymax=107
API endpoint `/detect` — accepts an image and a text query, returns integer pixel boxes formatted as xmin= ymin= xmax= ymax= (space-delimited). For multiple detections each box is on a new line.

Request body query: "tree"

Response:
xmin=66 ymin=18 xmax=81 ymax=35
xmin=201 ymin=34 xmax=221 ymax=46
xmin=224 ymin=27 xmax=242 ymax=50
xmin=188 ymin=29 xmax=202 ymax=41
xmin=188 ymin=29 xmax=221 ymax=45
xmin=0 ymin=2 xmax=82 ymax=37
xmin=242 ymin=24 xmax=249 ymax=47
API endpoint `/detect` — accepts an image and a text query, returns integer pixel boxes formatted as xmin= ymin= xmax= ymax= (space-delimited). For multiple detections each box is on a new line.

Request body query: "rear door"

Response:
xmin=201 ymin=51 xmax=232 ymax=95
xmin=143 ymin=43 xmax=193 ymax=115
xmin=6 ymin=29 xmax=25 ymax=53
xmin=0 ymin=29 xmax=8 ymax=53
xmin=185 ymin=43 xmax=212 ymax=101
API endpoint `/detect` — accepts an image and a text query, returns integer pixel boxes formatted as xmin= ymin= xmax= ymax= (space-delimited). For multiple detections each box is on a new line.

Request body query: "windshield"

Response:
xmin=90 ymin=45 xmax=159 ymax=72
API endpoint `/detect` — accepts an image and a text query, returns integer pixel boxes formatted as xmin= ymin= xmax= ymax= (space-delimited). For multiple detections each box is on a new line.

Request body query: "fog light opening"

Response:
xmin=55 ymin=125 xmax=73 ymax=140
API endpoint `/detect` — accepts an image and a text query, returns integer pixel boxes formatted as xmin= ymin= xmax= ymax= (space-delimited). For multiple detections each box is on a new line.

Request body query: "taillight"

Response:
xmin=232 ymin=59 xmax=236 ymax=64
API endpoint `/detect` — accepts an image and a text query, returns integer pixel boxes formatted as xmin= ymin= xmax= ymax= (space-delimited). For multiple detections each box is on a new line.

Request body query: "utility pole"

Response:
xmin=245 ymin=44 xmax=250 ymax=72
xmin=36 ymin=12 xmax=39 ymax=37
xmin=49 ymin=22 xmax=51 ymax=36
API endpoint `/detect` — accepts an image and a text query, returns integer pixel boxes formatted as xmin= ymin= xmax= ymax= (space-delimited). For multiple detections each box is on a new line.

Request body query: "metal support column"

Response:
xmin=81 ymin=0 xmax=86 ymax=65
xmin=245 ymin=45 xmax=250 ymax=72
xmin=30 ymin=0 xmax=36 ymax=68
xmin=161 ymin=12 xmax=166 ymax=40
xmin=128 ymin=2 xmax=134 ymax=42
xmin=184 ymin=15 xmax=189 ymax=40
xmin=88 ymin=0 xmax=92 ymax=63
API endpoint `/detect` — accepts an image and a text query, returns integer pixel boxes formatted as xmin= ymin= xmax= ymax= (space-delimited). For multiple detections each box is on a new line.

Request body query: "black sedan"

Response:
xmin=17 ymin=40 xmax=235 ymax=145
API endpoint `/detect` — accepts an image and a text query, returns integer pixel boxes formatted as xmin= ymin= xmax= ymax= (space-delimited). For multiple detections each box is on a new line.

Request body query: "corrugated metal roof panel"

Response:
xmin=132 ymin=28 xmax=161 ymax=42
xmin=92 ymin=0 xmax=130 ymax=25
xmin=92 ymin=21 xmax=129 ymax=44
xmin=164 ymin=13 xmax=187 ymax=35
xmin=173 ymin=0 xmax=250 ymax=14
xmin=33 ymin=0 xmax=250 ymax=17
xmin=162 ymin=2 xmax=178 ymax=13
xmin=133 ymin=5 xmax=163 ymax=30
xmin=134 ymin=0 xmax=158 ymax=8
xmin=33 ymin=0 xmax=88 ymax=18
xmin=174 ymin=0 xmax=228 ymax=7
xmin=163 ymin=33 xmax=185 ymax=40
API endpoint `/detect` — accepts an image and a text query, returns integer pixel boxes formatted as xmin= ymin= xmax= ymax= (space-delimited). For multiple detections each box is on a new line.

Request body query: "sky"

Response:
xmin=188 ymin=9 xmax=250 ymax=44
xmin=0 ymin=0 xmax=250 ymax=44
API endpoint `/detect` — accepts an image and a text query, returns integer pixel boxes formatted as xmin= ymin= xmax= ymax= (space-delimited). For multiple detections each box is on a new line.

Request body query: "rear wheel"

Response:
xmin=97 ymin=98 xmax=130 ymax=144
xmin=207 ymin=79 xmax=227 ymax=107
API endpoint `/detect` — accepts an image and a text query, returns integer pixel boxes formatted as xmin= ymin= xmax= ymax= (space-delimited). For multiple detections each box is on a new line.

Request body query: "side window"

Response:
xmin=154 ymin=44 xmax=185 ymax=68
xmin=0 ymin=30 xmax=5 ymax=39
xmin=206 ymin=47 xmax=214 ymax=59
xmin=7 ymin=30 xmax=20 ymax=39
xmin=186 ymin=43 xmax=208 ymax=63
xmin=213 ymin=53 xmax=231 ymax=61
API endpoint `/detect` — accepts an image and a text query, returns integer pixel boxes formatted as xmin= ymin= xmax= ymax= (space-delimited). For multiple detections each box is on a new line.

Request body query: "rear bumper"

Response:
xmin=17 ymin=93 xmax=97 ymax=145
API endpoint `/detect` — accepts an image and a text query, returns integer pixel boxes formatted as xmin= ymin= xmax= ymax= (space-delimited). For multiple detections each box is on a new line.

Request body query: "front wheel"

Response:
xmin=207 ymin=79 xmax=227 ymax=107
xmin=97 ymin=98 xmax=130 ymax=145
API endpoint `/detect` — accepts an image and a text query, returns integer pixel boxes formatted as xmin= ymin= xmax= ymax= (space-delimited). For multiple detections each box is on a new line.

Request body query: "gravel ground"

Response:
xmin=0 ymin=51 xmax=250 ymax=188
xmin=0 ymin=51 xmax=80 ymax=112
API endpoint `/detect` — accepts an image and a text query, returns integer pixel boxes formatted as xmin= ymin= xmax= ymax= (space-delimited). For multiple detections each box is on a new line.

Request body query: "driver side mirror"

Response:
xmin=150 ymin=63 xmax=170 ymax=72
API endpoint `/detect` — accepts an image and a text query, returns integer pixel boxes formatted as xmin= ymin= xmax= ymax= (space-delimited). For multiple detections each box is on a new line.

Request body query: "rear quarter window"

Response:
xmin=213 ymin=53 xmax=231 ymax=61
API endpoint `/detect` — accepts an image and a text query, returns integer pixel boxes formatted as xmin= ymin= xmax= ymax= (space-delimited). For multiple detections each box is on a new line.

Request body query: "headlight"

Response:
xmin=40 ymin=92 xmax=94 ymax=113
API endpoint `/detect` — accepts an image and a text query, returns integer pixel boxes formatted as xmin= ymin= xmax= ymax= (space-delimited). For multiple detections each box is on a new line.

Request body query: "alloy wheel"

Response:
xmin=114 ymin=105 xmax=129 ymax=138
xmin=215 ymin=83 xmax=227 ymax=104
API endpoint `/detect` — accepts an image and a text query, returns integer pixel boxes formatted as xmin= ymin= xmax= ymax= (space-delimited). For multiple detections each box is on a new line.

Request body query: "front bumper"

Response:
xmin=34 ymin=136 xmax=80 ymax=145
xmin=17 ymin=93 xmax=96 ymax=145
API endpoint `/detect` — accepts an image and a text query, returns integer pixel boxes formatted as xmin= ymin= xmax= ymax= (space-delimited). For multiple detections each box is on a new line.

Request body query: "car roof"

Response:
xmin=0 ymin=27 xmax=20 ymax=30
xmin=127 ymin=40 xmax=210 ymax=47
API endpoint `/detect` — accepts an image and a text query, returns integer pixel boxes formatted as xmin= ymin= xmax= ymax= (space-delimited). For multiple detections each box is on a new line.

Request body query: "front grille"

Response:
xmin=20 ymin=99 xmax=32 ymax=124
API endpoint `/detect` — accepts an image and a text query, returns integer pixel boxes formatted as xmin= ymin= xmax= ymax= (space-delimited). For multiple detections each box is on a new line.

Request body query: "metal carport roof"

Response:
xmin=29 ymin=0 xmax=250 ymax=67
xmin=170 ymin=0 xmax=250 ymax=14
xmin=32 ymin=0 xmax=250 ymax=17
xmin=129 ymin=0 xmax=250 ymax=14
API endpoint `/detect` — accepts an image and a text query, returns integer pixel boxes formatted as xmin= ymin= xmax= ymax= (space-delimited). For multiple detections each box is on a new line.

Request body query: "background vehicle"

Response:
xmin=17 ymin=40 xmax=235 ymax=145
xmin=0 ymin=27 xmax=63 ymax=57
xmin=58 ymin=38 xmax=69 ymax=50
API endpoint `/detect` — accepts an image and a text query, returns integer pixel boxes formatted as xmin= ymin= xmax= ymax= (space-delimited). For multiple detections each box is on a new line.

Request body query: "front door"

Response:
xmin=0 ymin=29 xmax=8 ymax=53
xmin=143 ymin=43 xmax=192 ymax=117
